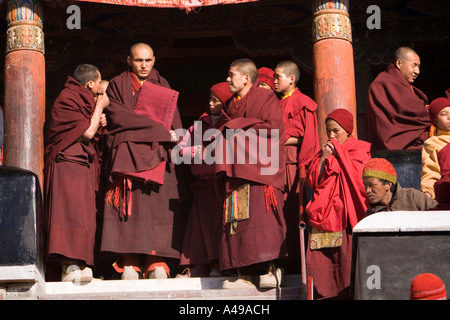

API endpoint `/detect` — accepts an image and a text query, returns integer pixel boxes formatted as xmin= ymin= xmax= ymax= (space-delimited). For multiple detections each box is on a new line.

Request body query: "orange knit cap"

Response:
xmin=362 ymin=158 xmax=397 ymax=184
xmin=410 ymin=273 xmax=447 ymax=300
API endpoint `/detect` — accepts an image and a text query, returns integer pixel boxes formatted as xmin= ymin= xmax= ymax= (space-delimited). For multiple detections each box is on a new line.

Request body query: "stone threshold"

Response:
xmin=41 ymin=274 xmax=304 ymax=300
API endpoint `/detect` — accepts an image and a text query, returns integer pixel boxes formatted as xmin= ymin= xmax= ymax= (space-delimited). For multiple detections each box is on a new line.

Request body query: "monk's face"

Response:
xmin=258 ymin=82 xmax=273 ymax=91
xmin=326 ymin=119 xmax=349 ymax=145
xmin=273 ymin=67 xmax=293 ymax=95
xmin=127 ymin=45 xmax=155 ymax=81
xmin=95 ymin=81 xmax=109 ymax=102
xmin=436 ymin=106 xmax=450 ymax=131
xmin=227 ymin=66 xmax=248 ymax=96
xmin=209 ymin=92 xmax=223 ymax=116
xmin=395 ymin=51 xmax=420 ymax=84
xmin=87 ymin=72 xmax=102 ymax=96
xmin=363 ymin=177 xmax=393 ymax=206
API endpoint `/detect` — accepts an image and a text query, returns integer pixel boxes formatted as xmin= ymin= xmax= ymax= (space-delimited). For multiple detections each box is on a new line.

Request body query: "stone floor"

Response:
xmin=42 ymin=274 xmax=304 ymax=300
xmin=0 ymin=265 xmax=305 ymax=300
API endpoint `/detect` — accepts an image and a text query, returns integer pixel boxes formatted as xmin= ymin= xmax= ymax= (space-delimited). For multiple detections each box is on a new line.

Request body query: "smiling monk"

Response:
xmin=367 ymin=47 xmax=431 ymax=150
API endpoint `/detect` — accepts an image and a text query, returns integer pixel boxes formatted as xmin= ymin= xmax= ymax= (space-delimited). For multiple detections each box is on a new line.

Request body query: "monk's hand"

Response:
xmin=321 ymin=140 xmax=334 ymax=159
xmin=97 ymin=92 xmax=110 ymax=110
xmin=100 ymin=113 xmax=107 ymax=127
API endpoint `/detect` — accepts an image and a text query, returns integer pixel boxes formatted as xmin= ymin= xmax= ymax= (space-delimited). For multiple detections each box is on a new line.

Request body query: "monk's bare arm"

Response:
xmin=82 ymin=93 xmax=109 ymax=140
xmin=285 ymin=136 xmax=302 ymax=146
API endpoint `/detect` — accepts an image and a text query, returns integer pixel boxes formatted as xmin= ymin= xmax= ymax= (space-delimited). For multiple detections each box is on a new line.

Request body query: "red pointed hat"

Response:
xmin=257 ymin=67 xmax=274 ymax=91
xmin=326 ymin=108 xmax=354 ymax=135
xmin=210 ymin=82 xmax=233 ymax=105
xmin=362 ymin=158 xmax=397 ymax=184
xmin=428 ymin=97 xmax=450 ymax=126
xmin=410 ymin=273 xmax=447 ymax=300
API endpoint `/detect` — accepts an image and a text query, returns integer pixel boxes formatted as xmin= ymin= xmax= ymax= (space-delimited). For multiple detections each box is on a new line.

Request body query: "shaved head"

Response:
xmin=276 ymin=60 xmax=300 ymax=85
xmin=230 ymin=58 xmax=258 ymax=83
xmin=393 ymin=47 xmax=421 ymax=84
xmin=127 ymin=43 xmax=155 ymax=81
xmin=129 ymin=43 xmax=153 ymax=58
xmin=394 ymin=47 xmax=419 ymax=63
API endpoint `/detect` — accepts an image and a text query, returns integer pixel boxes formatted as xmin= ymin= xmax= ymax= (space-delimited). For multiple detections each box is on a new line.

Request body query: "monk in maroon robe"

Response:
xmin=367 ymin=47 xmax=430 ymax=150
xmin=274 ymin=60 xmax=320 ymax=272
xmin=44 ymin=64 xmax=109 ymax=281
xmin=305 ymin=108 xmax=371 ymax=299
xmin=100 ymin=43 xmax=183 ymax=280
xmin=178 ymin=82 xmax=232 ymax=276
xmin=215 ymin=59 xmax=287 ymax=289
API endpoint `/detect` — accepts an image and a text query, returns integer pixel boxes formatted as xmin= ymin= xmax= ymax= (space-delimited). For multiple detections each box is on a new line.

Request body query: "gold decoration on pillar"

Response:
xmin=6 ymin=0 xmax=45 ymax=54
xmin=312 ymin=0 xmax=352 ymax=43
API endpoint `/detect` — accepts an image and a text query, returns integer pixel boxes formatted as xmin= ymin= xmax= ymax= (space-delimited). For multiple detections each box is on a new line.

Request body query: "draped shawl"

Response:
xmin=306 ymin=137 xmax=371 ymax=232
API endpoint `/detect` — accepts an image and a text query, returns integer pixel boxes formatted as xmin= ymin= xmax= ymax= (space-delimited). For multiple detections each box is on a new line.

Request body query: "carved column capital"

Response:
xmin=6 ymin=0 xmax=45 ymax=54
xmin=312 ymin=0 xmax=352 ymax=43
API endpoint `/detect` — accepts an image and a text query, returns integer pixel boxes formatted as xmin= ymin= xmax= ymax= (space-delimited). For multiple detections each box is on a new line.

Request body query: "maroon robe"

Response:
xmin=279 ymin=87 xmax=320 ymax=271
xmin=305 ymin=137 xmax=371 ymax=299
xmin=44 ymin=77 xmax=100 ymax=267
xmin=100 ymin=69 xmax=184 ymax=260
xmin=179 ymin=113 xmax=224 ymax=266
xmin=367 ymin=64 xmax=430 ymax=150
xmin=215 ymin=82 xmax=287 ymax=271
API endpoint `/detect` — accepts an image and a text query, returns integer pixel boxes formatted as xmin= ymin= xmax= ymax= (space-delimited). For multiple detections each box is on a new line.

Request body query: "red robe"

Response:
xmin=100 ymin=69 xmax=184 ymax=260
xmin=215 ymin=82 xmax=287 ymax=271
xmin=280 ymin=88 xmax=319 ymax=166
xmin=367 ymin=64 xmax=430 ymax=150
xmin=179 ymin=112 xmax=224 ymax=266
xmin=44 ymin=77 xmax=100 ymax=267
xmin=305 ymin=137 xmax=371 ymax=299
xmin=279 ymin=88 xmax=319 ymax=270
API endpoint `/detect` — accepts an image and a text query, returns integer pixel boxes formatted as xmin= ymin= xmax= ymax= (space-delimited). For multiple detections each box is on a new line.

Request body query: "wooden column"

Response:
xmin=312 ymin=0 xmax=357 ymax=146
xmin=4 ymin=0 xmax=45 ymax=191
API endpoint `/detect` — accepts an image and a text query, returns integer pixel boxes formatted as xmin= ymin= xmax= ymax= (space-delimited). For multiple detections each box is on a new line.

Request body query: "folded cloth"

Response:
xmin=121 ymin=81 xmax=179 ymax=185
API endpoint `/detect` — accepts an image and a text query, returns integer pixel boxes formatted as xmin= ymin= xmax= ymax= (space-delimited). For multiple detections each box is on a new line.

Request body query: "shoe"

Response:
xmin=80 ymin=267 xmax=94 ymax=281
xmin=61 ymin=267 xmax=81 ymax=282
xmin=122 ymin=266 xmax=140 ymax=280
xmin=61 ymin=265 xmax=93 ymax=282
xmin=259 ymin=267 xmax=283 ymax=289
xmin=175 ymin=268 xmax=191 ymax=279
xmin=147 ymin=266 xmax=168 ymax=279
xmin=222 ymin=277 xmax=256 ymax=289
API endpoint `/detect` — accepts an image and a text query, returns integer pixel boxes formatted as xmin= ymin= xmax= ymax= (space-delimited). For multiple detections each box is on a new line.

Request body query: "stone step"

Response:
xmin=41 ymin=274 xmax=304 ymax=300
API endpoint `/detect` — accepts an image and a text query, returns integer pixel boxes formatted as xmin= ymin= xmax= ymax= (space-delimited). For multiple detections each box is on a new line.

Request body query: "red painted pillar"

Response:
xmin=312 ymin=0 xmax=357 ymax=146
xmin=4 ymin=0 xmax=45 ymax=191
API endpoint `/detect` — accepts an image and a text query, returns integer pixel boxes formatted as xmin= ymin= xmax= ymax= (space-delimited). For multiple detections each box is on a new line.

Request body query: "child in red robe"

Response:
xmin=305 ymin=108 xmax=371 ymax=299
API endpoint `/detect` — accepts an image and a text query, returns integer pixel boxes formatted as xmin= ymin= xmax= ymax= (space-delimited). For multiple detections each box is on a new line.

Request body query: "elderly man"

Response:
xmin=100 ymin=43 xmax=183 ymax=280
xmin=367 ymin=47 xmax=431 ymax=150
xmin=362 ymin=158 xmax=437 ymax=216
